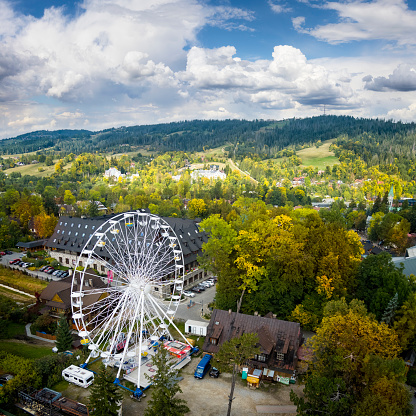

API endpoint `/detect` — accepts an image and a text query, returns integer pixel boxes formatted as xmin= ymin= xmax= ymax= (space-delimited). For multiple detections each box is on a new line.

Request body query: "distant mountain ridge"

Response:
xmin=2 ymin=116 xmax=415 ymax=157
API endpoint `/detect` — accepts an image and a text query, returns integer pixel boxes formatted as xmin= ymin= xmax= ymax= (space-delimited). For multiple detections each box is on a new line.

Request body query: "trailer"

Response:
xmin=62 ymin=365 xmax=94 ymax=388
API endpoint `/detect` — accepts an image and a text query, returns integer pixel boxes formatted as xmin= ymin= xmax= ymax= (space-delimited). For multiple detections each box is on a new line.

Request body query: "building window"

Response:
xmin=79 ymin=261 xmax=83 ymax=266
xmin=210 ymin=338 xmax=217 ymax=345
xmin=57 ymin=230 xmax=60 ymax=234
xmin=92 ymin=226 xmax=95 ymax=230
xmin=85 ymin=225 xmax=88 ymax=229
xmin=59 ymin=257 xmax=62 ymax=262
xmin=64 ymin=222 xmax=67 ymax=226
xmin=101 ymin=265 xmax=105 ymax=271
xmin=71 ymin=223 xmax=74 ymax=227
xmin=78 ymin=224 xmax=81 ymax=228
xmin=276 ymin=352 xmax=284 ymax=361
xmin=254 ymin=354 xmax=267 ymax=362
xmin=66 ymin=259 xmax=69 ymax=264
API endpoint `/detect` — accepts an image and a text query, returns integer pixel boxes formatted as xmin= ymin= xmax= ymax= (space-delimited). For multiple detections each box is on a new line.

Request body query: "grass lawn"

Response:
xmin=296 ymin=140 xmax=339 ymax=169
xmin=0 ymin=267 xmax=49 ymax=294
xmin=6 ymin=162 xmax=57 ymax=178
xmin=0 ymin=340 xmax=53 ymax=359
xmin=6 ymin=322 xmax=26 ymax=338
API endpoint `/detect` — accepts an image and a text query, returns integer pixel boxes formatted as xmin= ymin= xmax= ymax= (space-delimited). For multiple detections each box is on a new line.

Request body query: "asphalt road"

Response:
xmin=174 ymin=284 xmax=216 ymax=322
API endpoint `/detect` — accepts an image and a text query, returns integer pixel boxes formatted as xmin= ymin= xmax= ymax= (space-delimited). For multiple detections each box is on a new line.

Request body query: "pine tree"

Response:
xmin=381 ymin=292 xmax=399 ymax=326
xmin=144 ymin=346 xmax=189 ymax=416
xmin=55 ymin=314 xmax=73 ymax=352
xmin=89 ymin=364 xmax=123 ymax=416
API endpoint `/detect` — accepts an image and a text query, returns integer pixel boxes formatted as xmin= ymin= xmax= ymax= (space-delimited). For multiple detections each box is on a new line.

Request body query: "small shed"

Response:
xmin=185 ymin=320 xmax=209 ymax=336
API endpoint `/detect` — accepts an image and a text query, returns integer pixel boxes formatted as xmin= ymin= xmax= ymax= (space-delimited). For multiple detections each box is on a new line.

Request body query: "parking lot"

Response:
xmin=0 ymin=251 xmax=65 ymax=282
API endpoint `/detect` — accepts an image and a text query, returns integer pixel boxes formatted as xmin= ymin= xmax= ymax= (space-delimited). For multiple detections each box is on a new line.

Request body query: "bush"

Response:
xmin=50 ymin=260 xmax=59 ymax=268
xmin=31 ymin=314 xmax=57 ymax=335
xmin=34 ymin=353 xmax=75 ymax=388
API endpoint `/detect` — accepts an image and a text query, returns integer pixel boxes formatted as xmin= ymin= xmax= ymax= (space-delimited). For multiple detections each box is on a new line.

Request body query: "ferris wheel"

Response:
xmin=70 ymin=211 xmax=188 ymax=388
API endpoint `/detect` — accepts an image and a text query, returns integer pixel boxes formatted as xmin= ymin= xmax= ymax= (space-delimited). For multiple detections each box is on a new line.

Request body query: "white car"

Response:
xmin=201 ymin=281 xmax=213 ymax=287
xmin=183 ymin=290 xmax=195 ymax=297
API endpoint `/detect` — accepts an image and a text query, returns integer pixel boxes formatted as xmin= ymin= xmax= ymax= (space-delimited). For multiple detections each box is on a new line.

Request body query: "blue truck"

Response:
xmin=194 ymin=354 xmax=212 ymax=379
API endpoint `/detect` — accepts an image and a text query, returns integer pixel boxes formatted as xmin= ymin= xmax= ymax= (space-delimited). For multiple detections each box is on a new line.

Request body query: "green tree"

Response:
xmin=55 ymin=314 xmax=73 ymax=352
xmin=87 ymin=201 xmax=100 ymax=217
xmin=355 ymin=253 xmax=412 ymax=320
xmin=89 ymin=364 xmax=123 ymax=416
xmin=215 ymin=333 xmax=260 ymax=416
xmin=381 ymin=292 xmax=399 ymax=326
xmin=63 ymin=190 xmax=76 ymax=205
xmin=144 ymin=346 xmax=189 ymax=416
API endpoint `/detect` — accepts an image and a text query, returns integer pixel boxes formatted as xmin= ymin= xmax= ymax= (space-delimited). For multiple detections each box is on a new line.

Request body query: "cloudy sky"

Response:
xmin=1 ymin=0 xmax=416 ymax=139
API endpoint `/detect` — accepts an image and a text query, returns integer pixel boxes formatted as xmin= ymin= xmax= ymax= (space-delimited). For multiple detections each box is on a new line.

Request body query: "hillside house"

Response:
xmin=203 ymin=309 xmax=302 ymax=375
xmin=39 ymin=269 xmax=107 ymax=320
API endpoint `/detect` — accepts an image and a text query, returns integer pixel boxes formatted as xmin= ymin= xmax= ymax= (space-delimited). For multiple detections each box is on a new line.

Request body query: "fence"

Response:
xmin=36 ymin=332 xmax=57 ymax=340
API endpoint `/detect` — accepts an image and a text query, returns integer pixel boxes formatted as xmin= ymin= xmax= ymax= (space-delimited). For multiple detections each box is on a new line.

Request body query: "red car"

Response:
xmin=9 ymin=259 xmax=19 ymax=265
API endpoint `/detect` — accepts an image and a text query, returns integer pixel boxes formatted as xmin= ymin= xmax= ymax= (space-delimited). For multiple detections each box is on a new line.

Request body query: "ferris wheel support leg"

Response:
xmin=115 ymin=290 xmax=143 ymax=381
xmin=137 ymin=290 xmax=145 ymax=389
xmin=147 ymin=294 xmax=193 ymax=347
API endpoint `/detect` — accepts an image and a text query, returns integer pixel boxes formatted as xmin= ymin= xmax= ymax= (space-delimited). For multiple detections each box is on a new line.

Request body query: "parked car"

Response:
xmin=0 ymin=252 xmax=6 ymax=256
xmin=5 ymin=251 xmax=13 ymax=255
xmin=201 ymin=281 xmax=213 ymax=287
xmin=39 ymin=266 xmax=48 ymax=271
xmin=209 ymin=367 xmax=220 ymax=378
xmin=191 ymin=287 xmax=202 ymax=293
xmin=183 ymin=290 xmax=195 ymax=297
xmin=52 ymin=270 xmax=60 ymax=276
xmin=9 ymin=259 xmax=19 ymax=265
xmin=195 ymin=285 xmax=205 ymax=291
xmin=46 ymin=268 xmax=55 ymax=274
xmin=61 ymin=271 xmax=69 ymax=278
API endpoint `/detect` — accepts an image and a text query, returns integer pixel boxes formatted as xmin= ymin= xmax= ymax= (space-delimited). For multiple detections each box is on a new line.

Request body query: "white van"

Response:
xmin=62 ymin=365 xmax=94 ymax=388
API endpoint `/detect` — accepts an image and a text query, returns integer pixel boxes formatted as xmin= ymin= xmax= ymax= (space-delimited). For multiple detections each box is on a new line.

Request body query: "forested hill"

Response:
xmin=2 ymin=116 xmax=415 ymax=157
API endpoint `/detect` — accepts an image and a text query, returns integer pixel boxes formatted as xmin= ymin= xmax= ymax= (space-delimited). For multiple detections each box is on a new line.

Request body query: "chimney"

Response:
xmin=89 ymin=279 xmax=93 ymax=287
xmin=254 ymin=311 xmax=258 ymax=316
xmin=228 ymin=309 xmax=232 ymax=315
xmin=273 ymin=314 xmax=277 ymax=319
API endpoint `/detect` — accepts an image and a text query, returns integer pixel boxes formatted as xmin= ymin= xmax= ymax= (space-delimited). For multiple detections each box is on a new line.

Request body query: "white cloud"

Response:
xmin=363 ymin=64 xmax=416 ymax=91
xmin=295 ymin=0 xmax=416 ymax=45
xmin=387 ymin=103 xmax=416 ymax=122
xmin=268 ymin=1 xmax=292 ymax=14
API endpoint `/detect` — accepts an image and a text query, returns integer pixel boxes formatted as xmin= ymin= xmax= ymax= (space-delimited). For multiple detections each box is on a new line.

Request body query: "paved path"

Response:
xmin=25 ymin=323 xmax=56 ymax=343
xmin=256 ymin=405 xmax=297 ymax=414
xmin=0 ymin=283 xmax=35 ymax=298
xmin=228 ymin=158 xmax=258 ymax=184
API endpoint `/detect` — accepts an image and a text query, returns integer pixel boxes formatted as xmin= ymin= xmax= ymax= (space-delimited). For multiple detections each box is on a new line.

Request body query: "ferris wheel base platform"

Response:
xmin=123 ymin=354 xmax=192 ymax=389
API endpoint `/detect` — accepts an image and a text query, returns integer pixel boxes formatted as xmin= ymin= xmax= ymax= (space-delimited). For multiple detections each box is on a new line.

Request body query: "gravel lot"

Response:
xmin=58 ymin=354 xmax=303 ymax=416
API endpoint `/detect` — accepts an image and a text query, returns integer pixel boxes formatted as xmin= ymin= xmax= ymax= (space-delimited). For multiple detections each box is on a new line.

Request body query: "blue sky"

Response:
xmin=1 ymin=0 xmax=416 ymax=139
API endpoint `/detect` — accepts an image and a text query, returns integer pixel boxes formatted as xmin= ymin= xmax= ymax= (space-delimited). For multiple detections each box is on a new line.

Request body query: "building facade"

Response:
xmin=45 ymin=211 xmax=210 ymax=298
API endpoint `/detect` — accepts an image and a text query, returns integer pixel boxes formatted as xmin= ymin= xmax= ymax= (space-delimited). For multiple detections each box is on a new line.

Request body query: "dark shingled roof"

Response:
xmin=203 ymin=309 xmax=302 ymax=374
xmin=45 ymin=212 xmax=207 ymax=267
xmin=16 ymin=239 xmax=48 ymax=249
xmin=40 ymin=269 xmax=108 ymax=310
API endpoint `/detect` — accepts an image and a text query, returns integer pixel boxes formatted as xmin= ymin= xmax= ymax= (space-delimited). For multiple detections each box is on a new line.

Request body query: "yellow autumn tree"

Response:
xmin=33 ymin=212 xmax=58 ymax=239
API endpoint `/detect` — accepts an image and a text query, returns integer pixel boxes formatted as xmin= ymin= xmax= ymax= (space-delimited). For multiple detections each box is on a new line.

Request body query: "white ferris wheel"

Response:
xmin=70 ymin=211 xmax=189 ymax=387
